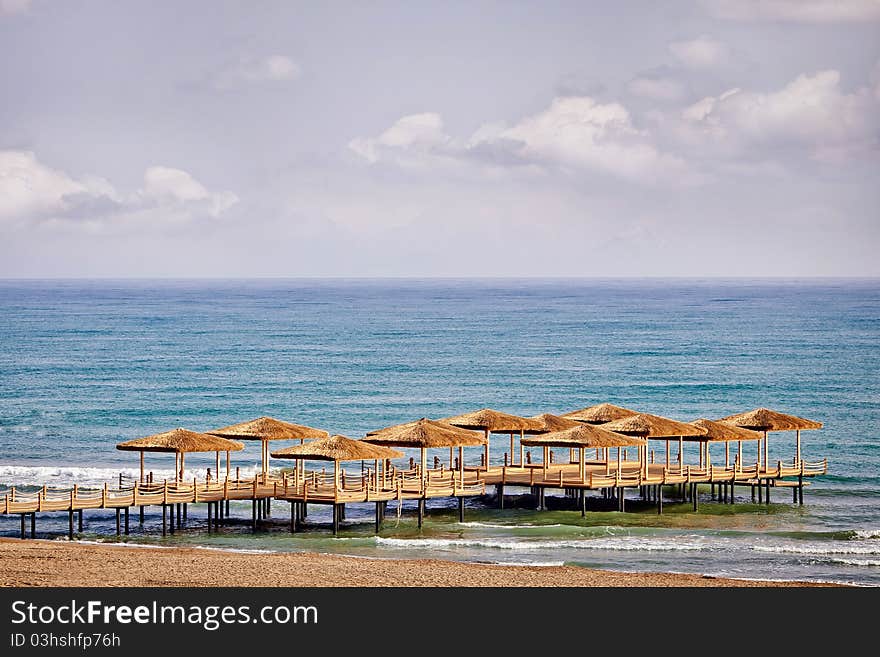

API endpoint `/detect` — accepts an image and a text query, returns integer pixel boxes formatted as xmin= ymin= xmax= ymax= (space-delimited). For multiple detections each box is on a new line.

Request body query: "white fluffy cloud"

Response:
xmin=209 ymin=55 xmax=301 ymax=90
xmin=348 ymin=113 xmax=450 ymax=164
xmin=680 ymin=69 xmax=880 ymax=159
xmin=705 ymin=0 xmax=880 ymax=22
xmin=0 ymin=151 xmax=238 ymax=228
xmin=0 ymin=0 xmax=30 ymax=15
xmin=627 ymin=76 xmax=686 ymax=101
xmin=350 ymin=97 xmax=686 ymax=184
xmin=668 ymin=36 xmax=731 ymax=69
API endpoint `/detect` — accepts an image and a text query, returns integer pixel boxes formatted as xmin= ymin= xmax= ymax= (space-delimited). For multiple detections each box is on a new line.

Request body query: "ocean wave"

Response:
xmin=458 ymin=522 xmax=565 ymax=529
xmin=376 ymin=536 xmax=709 ymax=552
xmin=0 ymin=464 xmax=260 ymax=487
xmin=823 ymin=557 xmax=880 ymax=567
xmin=753 ymin=544 xmax=880 ymax=556
xmin=852 ymin=530 xmax=880 ymax=540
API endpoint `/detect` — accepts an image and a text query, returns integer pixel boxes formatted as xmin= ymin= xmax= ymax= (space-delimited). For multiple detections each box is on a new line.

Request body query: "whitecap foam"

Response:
xmin=752 ymin=544 xmax=880 ymax=556
xmin=458 ymin=522 xmax=565 ymax=529
xmin=852 ymin=529 xmax=880 ymax=540
xmin=0 ymin=464 xmax=261 ymax=487
xmin=376 ymin=536 xmax=711 ymax=552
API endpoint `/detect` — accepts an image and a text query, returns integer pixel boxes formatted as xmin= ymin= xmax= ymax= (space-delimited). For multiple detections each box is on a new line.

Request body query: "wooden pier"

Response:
xmin=0 ymin=455 xmax=826 ymax=539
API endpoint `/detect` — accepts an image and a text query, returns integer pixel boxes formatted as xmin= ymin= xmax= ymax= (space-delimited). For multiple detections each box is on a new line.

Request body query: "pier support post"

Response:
xmin=183 ymin=503 xmax=187 ymax=521
xmin=793 ymin=485 xmax=798 ymax=503
xmin=68 ymin=510 xmax=74 ymax=540
xmin=20 ymin=514 xmax=25 ymax=539
xmin=207 ymin=502 xmax=212 ymax=532
xmin=161 ymin=504 xmax=167 ymax=536
xmin=290 ymin=501 xmax=297 ymax=533
xmin=711 ymin=483 xmax=715 ymax=500
xmin=765 ymin=480 xmax=771 ymax=505
xmin=417 ymin=498 xmax=425 ymax=528
xmin=115 ymin=508 xmax=120 ymax=535
xmin=31 ymin=512 xmax=36 ymax=538
xmin=497 ymin=483 xmax=504 ymax=509
xmin=798 ymin=474 xmax=804 ymax=505
xmin=458 ymin=497 xmax=465 ymax=523
xmin=619 ymin=488 xmax=625 ymax=512
xmin=657 ymin=486 xmax=663 ymax=515
xmin=757 ymin=482 xmax=762 ymax=504
xmin=374 ymin=502 xmax=381 ymax=534
xmin=251 ymin=499 xmax=257 ymax=531
xmin=124 ymin=506 xmax=130 ymax=535
xmin=225 ymin=500 xmax=230 ymax=516
xmin=730 ymin=483 xmax=735 ymax=505
xmin=266 ymin=498 xmax=271 ymax=517
xmin=138 ymin=506 xmax=144 ymax=525
xmin=332 ymin=504 xmax=340 ymax=536
xmin=78 ymin=509 xmax=83 ymax=532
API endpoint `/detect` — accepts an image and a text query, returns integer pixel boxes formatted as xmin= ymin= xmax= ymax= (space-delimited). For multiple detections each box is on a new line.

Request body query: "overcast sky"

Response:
xmin=1 ymin=0 xmax=878 ymax=277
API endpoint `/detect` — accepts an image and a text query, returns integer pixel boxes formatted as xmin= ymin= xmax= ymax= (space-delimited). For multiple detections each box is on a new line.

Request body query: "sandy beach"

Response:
xmin=0 ymin=538 xmax=836 ymax=587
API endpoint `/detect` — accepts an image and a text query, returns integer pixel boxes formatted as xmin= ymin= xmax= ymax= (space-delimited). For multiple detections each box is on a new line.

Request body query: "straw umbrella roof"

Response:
xmin=719 ymin=408 xmax=823 ymax=432
xmin=270 ymin=435 xmax=403 ymax=462
xmin=441 ymin=408 xmax=543 ymax=433
xmin=682 ymin=419 xmax=764 ymax=442
xmin=561 ymin=403 xmax=639 ymax=425
xmin=521 ymin=423 xmax=647 ymax=448
xmin=364 ymin=418 xmax=486 ymax=448
xmin=208 ymin=416 xmax=328 ymax=442
xmin=116 ymin=428 xmax=244 ymax=453
xmin=527 ymin=413 xmax=583 ymax=434
xmin=601 ymin=413 xmax=707 ymax=438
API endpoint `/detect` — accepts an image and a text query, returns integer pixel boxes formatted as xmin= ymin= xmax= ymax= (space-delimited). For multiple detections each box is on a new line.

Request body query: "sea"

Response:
xmin=0 ymin=279 xmax=878 ymax=586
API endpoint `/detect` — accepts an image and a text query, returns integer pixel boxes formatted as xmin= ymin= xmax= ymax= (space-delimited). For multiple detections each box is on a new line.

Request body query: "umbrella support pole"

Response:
xmin=78 ymin=509 xmax=83 ymax=532
xmin=458 ymin=496 xmax=465 ymax=523
xmin=68 ymin=510 xmax=74 ymax=540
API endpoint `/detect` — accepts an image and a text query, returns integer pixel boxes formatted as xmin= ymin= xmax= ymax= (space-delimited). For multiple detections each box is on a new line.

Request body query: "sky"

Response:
xmin=1 ymin=0 xmax=878 ymax=277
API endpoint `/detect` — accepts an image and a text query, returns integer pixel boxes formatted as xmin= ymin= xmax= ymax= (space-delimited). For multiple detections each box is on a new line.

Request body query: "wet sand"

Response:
xmin=0 ymin=538 xmax=837 ymax=587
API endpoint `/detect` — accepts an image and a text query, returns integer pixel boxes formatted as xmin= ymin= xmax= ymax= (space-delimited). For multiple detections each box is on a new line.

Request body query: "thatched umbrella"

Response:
xmin=601 ymin=413 xmax=707 ymax=471
xmin=719 ymin=408 xmax=822 ymax=470
xmin=685 ymin=419 xmax=763 ymax=469
xmin=525 ymin=414 xmax=583 ymax=470
xmin=117 ymin=428 xmax=244 ymax=483
xmin=364 ymin=418 xmax=485 ymax=483
xmin=561 ymin=403 xmax=639 ymax=425
xmin=270 ymin=435 xmax=402 ymax=491
xmin=208 ymin=416 xmax=329 ymax=480
xmin=522 ymin=423 xmax=646 ymax=479
xmin=442 ymin=408 xmax=542 ymax=469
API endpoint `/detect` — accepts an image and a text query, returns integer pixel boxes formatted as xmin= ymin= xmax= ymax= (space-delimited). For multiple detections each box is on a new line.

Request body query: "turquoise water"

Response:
xmin=1 ymin=279 xmax=878 ymax=585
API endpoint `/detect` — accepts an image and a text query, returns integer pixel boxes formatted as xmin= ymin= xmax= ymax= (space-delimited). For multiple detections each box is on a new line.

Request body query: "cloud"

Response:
xmin=627 ymin=75 xmax=686 ymax=102
xmin=349 ymin=97 xmax=687 ymax=184
xmin=208 ymin=54 xmax=301 ymax=90
xmin=668 ymin=36 xmax=731 ymax=69
xmin=704 ymin=0 xmax=880 ymax=22
xmin=0 ymin=0 xmax=30 ymax=15
xmin=348 ymin=113 xmax=451 ymax=164
xmin=680 ymin=69 xmax=880 ymax=160
xmin=0 ymin=151 xmax=238 ymax=229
